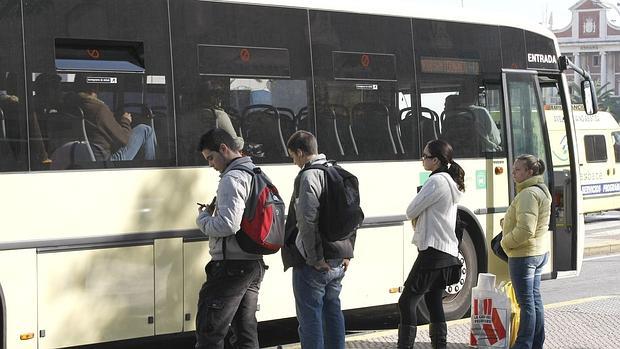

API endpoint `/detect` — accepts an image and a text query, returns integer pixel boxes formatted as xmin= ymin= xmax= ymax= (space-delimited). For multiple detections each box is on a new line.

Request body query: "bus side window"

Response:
xmin=584 ymin=135 xmax=608 ymax=162
xmin=177 ymin=77 xmax=309 ymax=165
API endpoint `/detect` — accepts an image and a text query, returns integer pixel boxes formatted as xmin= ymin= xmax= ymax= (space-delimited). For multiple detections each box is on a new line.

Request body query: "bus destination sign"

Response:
xmin=420 ymin=57 xmax=480 ymax=75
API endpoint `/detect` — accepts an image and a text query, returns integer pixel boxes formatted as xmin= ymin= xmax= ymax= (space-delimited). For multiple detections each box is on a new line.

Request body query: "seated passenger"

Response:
xmin=72 ymin=75 xmax=156 ymax=161
xmin=445 ymin=88 xmax=502 ymax=152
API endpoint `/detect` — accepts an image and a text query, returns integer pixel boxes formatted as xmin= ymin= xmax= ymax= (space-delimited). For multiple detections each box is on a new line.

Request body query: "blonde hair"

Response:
xmin=516 ymin=154 xmax=545 ymax=175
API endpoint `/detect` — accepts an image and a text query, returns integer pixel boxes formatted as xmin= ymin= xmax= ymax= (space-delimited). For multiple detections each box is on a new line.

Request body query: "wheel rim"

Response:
xmin=444 ymin=251 xmax=467 ymax=296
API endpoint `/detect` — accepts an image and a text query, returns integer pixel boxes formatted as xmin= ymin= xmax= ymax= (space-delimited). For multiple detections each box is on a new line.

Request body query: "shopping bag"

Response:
xmin=470 ymin=274 xmax=510 ymax=349
xmin=500 ymin=281 xmax=520 ymax=347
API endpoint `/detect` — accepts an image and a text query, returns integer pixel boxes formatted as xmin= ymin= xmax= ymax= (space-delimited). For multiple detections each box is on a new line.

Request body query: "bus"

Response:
xmin=0 ymin=0 xmax=597 ymax=348
xmin=547 ymin=107 xmax=620 ymax=213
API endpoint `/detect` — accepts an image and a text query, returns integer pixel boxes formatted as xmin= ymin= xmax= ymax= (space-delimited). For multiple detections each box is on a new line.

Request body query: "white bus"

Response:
xmin=547 ymin=107 xmax=620 ymax=213
xmin=0 ymin=0 xmax=597 ymax=348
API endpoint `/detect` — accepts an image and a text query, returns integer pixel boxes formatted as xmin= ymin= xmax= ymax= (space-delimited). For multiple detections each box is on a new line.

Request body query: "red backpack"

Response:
xmin=231 ymin=166 xmax=286 ymax=255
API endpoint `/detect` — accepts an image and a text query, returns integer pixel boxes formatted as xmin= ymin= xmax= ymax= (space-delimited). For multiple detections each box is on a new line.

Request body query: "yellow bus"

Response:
xmin=547 ymin=106 xmax=620 ymax=213
xmin=0 ymin=0 xmax=597 ymax=348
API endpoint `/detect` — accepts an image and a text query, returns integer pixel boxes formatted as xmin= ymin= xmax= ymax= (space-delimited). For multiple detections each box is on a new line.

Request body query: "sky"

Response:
xmin=230 ymin=0 xmax=620 ymax=31
xmin=399 ymin=0 xmax=618 ymax=30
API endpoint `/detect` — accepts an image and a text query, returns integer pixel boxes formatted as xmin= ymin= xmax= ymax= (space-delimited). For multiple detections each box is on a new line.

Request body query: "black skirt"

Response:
xmin=404 ymin=248 xmax=462 ymax=294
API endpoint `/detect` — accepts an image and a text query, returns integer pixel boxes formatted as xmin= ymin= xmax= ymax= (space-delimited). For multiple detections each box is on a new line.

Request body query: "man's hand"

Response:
xmin=342 ymin=258 xmax=350 ymax=272
xmin=121 ymin=112 xmax=132 ymax=123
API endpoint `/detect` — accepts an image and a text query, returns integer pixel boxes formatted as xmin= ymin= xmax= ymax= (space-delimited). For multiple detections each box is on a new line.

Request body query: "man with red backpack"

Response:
xmin=195 ymin=128 xmax=271 ymax=349
xmin=282 ymin=130 xmax=362 ymax=349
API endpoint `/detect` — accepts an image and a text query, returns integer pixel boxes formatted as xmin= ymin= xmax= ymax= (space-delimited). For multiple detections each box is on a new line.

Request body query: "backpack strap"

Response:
xmin=531 ymin=183 xmax=551 ymax=199
xmin=220 ymin=165 xmax=259 ymax=260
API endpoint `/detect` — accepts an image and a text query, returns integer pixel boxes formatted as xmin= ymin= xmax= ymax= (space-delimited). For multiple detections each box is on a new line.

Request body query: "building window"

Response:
xmin=593 ymin=54 xmax=600 ymax=67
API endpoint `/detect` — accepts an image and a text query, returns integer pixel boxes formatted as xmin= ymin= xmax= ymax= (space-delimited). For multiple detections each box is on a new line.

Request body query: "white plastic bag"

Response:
xmin=470 ymin=273 xmax=511 ymax=349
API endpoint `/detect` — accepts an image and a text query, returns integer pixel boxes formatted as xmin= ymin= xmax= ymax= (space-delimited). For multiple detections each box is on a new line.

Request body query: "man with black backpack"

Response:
xmin=195 ymin=128 xmax=274 ymax=349
xmin=282 ymin=130 xmax=362 ymax=349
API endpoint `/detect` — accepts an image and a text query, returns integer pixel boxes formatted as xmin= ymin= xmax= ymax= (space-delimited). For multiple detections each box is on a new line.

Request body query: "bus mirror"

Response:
xmin=581 ymin=80 xmax=598 ymax=115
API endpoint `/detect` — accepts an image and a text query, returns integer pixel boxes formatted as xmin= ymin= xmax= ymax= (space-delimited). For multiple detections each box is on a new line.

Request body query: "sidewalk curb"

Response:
xmin=584 ymin=241 xmax=620 ymax=256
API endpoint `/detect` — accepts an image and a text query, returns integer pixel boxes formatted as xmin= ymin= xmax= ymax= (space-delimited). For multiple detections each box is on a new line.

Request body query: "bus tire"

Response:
xmin=417 ymin=228 xmax=478 ymax=322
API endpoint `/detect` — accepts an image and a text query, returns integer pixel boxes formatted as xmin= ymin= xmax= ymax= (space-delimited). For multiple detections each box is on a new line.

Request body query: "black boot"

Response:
xmin=397 ymin=324 xmax=417 ymax=349
xmin=429 ymin=322 xmax=447 ymax=349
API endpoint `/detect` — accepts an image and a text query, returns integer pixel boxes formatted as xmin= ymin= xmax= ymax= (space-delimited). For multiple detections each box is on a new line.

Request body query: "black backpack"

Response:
xmin=302 ymin=161 xmax=364 ymax=241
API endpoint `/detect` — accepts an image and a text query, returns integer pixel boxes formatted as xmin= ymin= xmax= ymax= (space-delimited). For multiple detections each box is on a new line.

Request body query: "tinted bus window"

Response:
xmin=310 ymin=11 xmax=415 ymax=161
xmin=584 ymin=135 xmax=607 ymax=162
xmin=170 ymin=2 xmax=313 ymax=165
xmin=413 ymin=19 xmax=504 ymax=158
xmin=0 ymin=3 xmax=28 ymax=172
xmin=613 ymin=131 xmax=620 ymax=162
xmin=23 ymin=1 xmax=174 ymax=170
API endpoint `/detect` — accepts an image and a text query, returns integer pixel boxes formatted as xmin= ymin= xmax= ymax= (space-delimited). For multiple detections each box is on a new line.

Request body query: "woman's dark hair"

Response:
xmin=516 ymin=154 xmax=546 ymax=175
xmin=426 ymin=139 xmax=465 ymax=192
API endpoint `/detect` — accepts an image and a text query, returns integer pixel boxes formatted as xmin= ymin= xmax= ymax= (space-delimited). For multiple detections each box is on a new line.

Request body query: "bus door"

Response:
xmin=502 ymin=70 xmax=578 ymax=273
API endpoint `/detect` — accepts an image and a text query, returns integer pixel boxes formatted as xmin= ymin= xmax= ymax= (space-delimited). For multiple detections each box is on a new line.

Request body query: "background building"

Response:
xmin=553 ymin=0 xmax=620 ymax=96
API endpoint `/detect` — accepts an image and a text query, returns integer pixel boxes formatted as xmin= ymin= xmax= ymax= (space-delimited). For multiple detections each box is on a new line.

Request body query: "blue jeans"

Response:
xmin=292 ymin=259 xmax=346 ymax=349
xmin=508 ymin=252 xmax=549 ymax=349
xmin=111 ymin=124 xmax=156 ymax=161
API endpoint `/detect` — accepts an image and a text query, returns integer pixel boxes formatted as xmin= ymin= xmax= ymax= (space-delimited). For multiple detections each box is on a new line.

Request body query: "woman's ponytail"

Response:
xmin=448 ymin=160 xmax=465 ymax=192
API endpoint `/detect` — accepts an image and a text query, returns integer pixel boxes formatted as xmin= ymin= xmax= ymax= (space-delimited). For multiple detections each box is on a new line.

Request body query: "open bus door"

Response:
xmin=502 ymin=70 xmax=580 ymax=276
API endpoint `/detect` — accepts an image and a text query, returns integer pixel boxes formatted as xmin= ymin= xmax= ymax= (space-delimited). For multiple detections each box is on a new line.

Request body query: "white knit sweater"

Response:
xmin=406 ymin=172 xmax=463 ymax=257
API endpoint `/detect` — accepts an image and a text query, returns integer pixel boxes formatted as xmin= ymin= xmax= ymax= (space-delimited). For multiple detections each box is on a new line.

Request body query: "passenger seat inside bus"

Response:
xmin=440 ymin=107 xmax=479 ymax=158
xmin=398 ymin=107 xmax=438 ymax=156
xmin=45 ymin=99 xmax=99 ymax=170
xmin=240 ymin=104 xmax=288 ymax=159
xmin=351 ymin=102 xmax=397 ymax=157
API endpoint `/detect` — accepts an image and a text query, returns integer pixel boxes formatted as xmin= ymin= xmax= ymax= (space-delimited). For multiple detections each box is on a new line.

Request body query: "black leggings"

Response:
xmin=398 ymin=287 xmax=445 ymax=326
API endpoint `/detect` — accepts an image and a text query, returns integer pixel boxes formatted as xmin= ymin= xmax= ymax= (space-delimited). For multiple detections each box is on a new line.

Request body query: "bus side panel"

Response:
xmin=0 ymin=250 xmax=37 ymax=349
xmin=183 ymin=241 xmax=210 ymax=332
xmin=37 ymin=246 xmax=155 ymax=348
xmin=340 ymin=225 xmax=404 ymax=310
xmin=154 ymin=238 xmax=183 ymax=335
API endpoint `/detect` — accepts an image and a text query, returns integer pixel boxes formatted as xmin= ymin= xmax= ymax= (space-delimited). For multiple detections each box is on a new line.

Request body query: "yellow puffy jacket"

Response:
xmin=500 ymin=175 xmax=551 ymax=258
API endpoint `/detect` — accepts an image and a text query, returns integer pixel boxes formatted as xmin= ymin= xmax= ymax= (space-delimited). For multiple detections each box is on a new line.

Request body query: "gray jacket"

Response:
xmin=294 ymin=154 xmax=328 ymax=265
xmin=196 ymin=156 xmax=262 ymax=260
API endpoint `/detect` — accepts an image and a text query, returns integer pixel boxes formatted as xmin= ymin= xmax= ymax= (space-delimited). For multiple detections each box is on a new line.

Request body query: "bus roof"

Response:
xmin=213 ymin=0 xmax=557 ymax=41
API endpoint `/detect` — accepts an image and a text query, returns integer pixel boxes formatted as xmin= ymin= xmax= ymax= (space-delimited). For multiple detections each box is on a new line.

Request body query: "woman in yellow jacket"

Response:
xmin=501 ymin=154 xmax=551 ymax=349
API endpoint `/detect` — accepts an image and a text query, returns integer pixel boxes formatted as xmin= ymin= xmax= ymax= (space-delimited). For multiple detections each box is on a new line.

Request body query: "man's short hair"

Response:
xmin=197 ymin=128 xmax=239 ymax=152
xmin=286 ymin=130 xmax=318 ymax=155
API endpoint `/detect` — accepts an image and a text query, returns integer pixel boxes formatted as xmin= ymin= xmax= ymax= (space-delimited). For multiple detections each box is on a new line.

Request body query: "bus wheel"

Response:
xmin=418 ymin=229 xmax=478 ymax=322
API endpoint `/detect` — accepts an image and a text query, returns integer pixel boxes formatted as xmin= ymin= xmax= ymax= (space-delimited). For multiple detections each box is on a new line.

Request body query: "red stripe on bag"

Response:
xmin=470 ymin=332 xmax=478 ymax=345
xmin=473 ymin=299 xmax=479 ymax=315
xmin=492 ymin=308 xmax=507 ymax=340
xmin=483 ymin=323 xmax=497 ymax=345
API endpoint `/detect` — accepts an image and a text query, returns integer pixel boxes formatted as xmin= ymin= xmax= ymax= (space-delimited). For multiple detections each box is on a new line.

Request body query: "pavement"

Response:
xmin=271 ymin=213 xmax=620 ymax=349
xmin=339 ymin=296 xmax=620 ymax=349
xmin=274 ymin=296 xmax=620 ymax=349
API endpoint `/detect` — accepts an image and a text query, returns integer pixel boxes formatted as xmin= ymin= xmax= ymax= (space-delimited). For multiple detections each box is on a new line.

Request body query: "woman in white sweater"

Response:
xmin=397 ymin=140 xmax=465 ymax=349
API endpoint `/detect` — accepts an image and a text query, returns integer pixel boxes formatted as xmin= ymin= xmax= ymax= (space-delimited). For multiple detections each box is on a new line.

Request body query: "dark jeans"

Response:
xmin=195 ymin=259 xmax=265 ymax=349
